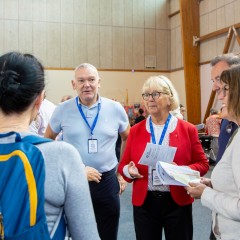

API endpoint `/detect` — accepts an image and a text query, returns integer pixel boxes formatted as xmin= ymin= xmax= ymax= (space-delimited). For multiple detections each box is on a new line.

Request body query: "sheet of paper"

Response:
xmin=138 ymin=143 xmax=177 ymax=167
xmin=156 ymin=161 xmax=200 ymax=186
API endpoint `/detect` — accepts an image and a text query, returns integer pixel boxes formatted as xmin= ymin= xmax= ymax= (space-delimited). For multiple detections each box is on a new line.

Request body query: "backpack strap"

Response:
xmin=23 ymin=134 xmax=67 ymax=240
xmin=0 ymin=131 xmax=52 ymax=145
xmin=0 ymin=131 xmax=21 ymax=141
xmin=21 ymin=135 xmax=52 ymax=145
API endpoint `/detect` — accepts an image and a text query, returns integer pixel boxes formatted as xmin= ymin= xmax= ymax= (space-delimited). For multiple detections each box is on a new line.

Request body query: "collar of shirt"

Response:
xmin=77 ymin=94 xmax=102 ymax=109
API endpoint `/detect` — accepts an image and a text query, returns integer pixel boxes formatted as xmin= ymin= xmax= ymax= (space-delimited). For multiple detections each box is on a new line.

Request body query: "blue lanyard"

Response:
xmin=149 ymin=114 xmax=172 ymax=145
xmin=75 ymin=97 xmax=101 ymax=136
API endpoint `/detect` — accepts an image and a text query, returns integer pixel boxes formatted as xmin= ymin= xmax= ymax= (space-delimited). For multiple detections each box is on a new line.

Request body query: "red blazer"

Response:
xmin=118 ymin=119 xmax=209 ymax=207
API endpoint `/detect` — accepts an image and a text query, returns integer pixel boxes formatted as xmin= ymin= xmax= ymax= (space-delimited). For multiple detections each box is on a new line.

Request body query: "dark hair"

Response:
xmin=220 ymin=65 xmax=240 ymax=120
xmin=0 ymin=52 xmax=45 ymax=114
xmin=138 ymin=108 xmax=144 ymax=115
xmin=211 ymin=53 xmax=240 ymax=67
xmin=179 ymin=104 xmax=184 ymax=108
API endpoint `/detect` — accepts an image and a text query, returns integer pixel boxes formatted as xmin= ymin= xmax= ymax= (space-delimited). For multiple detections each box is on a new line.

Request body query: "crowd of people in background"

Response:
xmin=0 ymin=51 xmax=240 ymax=240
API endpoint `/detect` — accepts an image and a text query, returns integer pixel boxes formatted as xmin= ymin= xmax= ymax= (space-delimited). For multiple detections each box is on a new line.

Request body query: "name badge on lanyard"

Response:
xmin=149 ymin=114 xmax=172 ymax=186
xmin=88 ymin=139 xmax=98 ymax=153
xmin=76 ymin=97 xmax=101 ymax=154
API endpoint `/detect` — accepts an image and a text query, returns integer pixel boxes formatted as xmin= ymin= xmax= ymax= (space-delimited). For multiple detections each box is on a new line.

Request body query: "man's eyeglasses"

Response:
xmin=142 ymin=92 xmax=166 ymax=100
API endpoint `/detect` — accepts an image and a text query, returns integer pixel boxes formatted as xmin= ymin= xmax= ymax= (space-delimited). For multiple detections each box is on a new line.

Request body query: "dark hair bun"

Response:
xmin=0 ymin=70 xmax=21 ymax=94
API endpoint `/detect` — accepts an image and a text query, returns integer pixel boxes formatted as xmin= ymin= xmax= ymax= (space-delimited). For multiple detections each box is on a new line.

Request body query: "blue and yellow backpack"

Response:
xmin=0 ymin=132 xmax=66 ymax=240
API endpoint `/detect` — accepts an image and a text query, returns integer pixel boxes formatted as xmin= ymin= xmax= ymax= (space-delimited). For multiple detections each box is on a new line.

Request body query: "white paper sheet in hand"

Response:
xmin=156 ymin=161 xmax=200 ymax=186
xmin=138 ymin=143 xmax=177 ymax=167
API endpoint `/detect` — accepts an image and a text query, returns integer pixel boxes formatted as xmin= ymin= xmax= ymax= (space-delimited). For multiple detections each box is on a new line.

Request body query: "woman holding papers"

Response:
xmin=118 ymin=75 xmax=209 ymax=240
xmin=186 ymin=65 xmax=240 ymax=240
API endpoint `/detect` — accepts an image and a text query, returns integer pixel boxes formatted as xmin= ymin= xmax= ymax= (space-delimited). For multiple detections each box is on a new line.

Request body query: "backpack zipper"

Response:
xmin=0 ymin=212 xmax=4 ymax=240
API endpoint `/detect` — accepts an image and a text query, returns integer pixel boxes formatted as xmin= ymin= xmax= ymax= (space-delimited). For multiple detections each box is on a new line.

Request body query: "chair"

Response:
xmin=199 ymin=135 xmax=216 ymax=165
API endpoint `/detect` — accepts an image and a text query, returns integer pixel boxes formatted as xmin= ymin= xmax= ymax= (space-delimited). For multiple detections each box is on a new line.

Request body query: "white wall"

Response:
xmin=200 ymin=63 xmax=222 ymax=121
xmin=45 ymin=66 xmax=221 ymax=122
xmin=45 ymin=68 xmax=187 ymax=108
xmin=169 ymin=70 xmax=186 ymax=107
xmin=45 ymin=69 xmax=171 ymax=105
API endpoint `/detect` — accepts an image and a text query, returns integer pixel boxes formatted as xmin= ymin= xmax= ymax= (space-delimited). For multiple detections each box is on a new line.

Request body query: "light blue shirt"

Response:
xmin=49 ymin=96 xmax=129 ymax=172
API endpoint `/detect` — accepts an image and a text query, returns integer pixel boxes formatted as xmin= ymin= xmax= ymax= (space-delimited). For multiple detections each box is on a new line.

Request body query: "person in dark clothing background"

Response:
xmin=134 ymin=108 xmax=145 ymax=124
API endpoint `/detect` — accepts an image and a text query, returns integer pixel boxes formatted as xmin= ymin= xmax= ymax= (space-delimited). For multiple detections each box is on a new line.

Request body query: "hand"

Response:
xmin=200 ymin=177 xmax=212 ymax=188
xmin=185 ymin=182 xmax=207 ymax=199
xmin=117 ymin=173 xmax=127 ymax=195
xmin=128 ymin=161 xmax=143 ymax=179
xmin=85 ymin=166 xmax=102 ymax=183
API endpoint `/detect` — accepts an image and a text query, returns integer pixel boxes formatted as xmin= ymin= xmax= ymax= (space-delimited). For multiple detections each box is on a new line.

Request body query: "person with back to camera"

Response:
xmin=118 ymin=75 xmax=209 ymax=240
xmin=0 ymin=52 xmax=100 ymax=240
xmin=45 ymin=63 xmax=130 ymax=240
xmin=186 ymin=64 xmax=240 ymax=240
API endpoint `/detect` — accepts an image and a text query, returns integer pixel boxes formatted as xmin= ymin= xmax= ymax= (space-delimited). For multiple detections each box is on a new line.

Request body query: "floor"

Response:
xmin=118 ymin=166 xmax=213 ymax=240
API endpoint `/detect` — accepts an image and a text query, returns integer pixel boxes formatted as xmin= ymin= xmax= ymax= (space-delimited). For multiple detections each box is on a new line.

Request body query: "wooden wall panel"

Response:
xmin=100 ymin=26 xmax=112 ymax=68
xmin=217 ymin=0 xmax=225 ymax=8
xmin=112 ymin=0 xmax=124 ymax=27
xmin=156 ymin=0 xmax=169 ymax=29
xmin=100 ymin=0 xmax=112 ymax=26
xmin=208 ymin=38 xmax=217 ymax=59
xmin=170 ymin=0 xmax=179 ymax=13
xmin=4 ymin=20 xmax=18 ymax=52
xmin=61 ymin=0 xmax=73 ymax=23
xmin=0 ymin=0 xmax=171 ymax=70
xmin=46 ymin=0 xmax=61 ymax=22
xmin=133 ymin=0 xmax=144 ymax=28
xmin=87 ymin=25 xmax=100 ymax=67
xmin=0 ymin=20 xmax=3 ymax=54
xmin=46 ymin=23 xmax=61 ymax=67
xmin=208 ymin=11 xmax=217 ymax=32
xmin=33 ymin=22 xmax=47 ymax=63
xmin=87 ymin=0 xmax=99 ymax=25
xmin=156 ymin=30 xmax=169 ymax=70
xmin=32 ymin=0 xmax=46 ymax=21
xmin=73 ymin=0 xmax=87 ymax=24
xmin=4 ymin=0 xmax=18 ymax=19
xmin=61 ymin=23 xmax=74 ymax=67
xmin=216 ymin=7 xmax=225 ymax=29
xmin=235 ymin=0 xmax=240 ymax=23
xmin=170 ymin=29 xmax=176 ymax=69
xmin=0 ymin=0 xmax=3 ymax=19
xmin=133 ymin=28 xmax=144 ymax=69
xmin=145 ymin=0 xmax=156 ymax=29
xmin=124 ymin=0 xmax=133 ymax=27
xmin=19 ymin=0 xmax=32 ymax=20
xmin=225 ymin=2 xmax=235 ymax=27
xmin=145 ymin=29 xmax=156 ymax=56
xmin=113 ymin=27 xmax=124 ymax=69
xmin=200 ymin=41 xmax=209 ymax=62
xmin=180 ymin=0 xmax=200 ymax=124
xmin=175 ymin=27 xmax=182 ymax=68
xmin=73 ymin=24 xmax=87 ymax=66
xmin=200 ymin=14 xmax=208 ymax=36
xmin=124 ymin=28 xmax=133 ymax=69
xmin=19 ymin=21 xmax=33 ymax=53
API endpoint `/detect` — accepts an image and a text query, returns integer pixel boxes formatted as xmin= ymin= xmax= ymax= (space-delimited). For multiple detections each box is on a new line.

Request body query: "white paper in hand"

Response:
xmin=156 ymin=161 xmax=200 ymax=186
xmin=138 ymin=143 xmax=177 ymax=167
